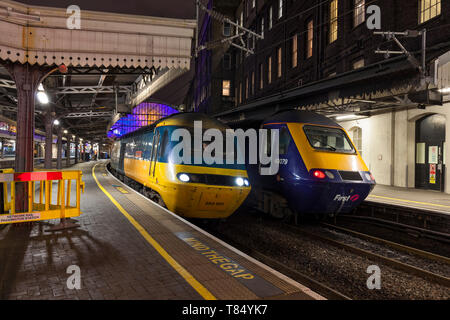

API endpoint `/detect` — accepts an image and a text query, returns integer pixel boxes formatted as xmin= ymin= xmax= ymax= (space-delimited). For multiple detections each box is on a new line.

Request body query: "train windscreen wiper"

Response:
xmin=310 ymin=137 xmax=337 ymax=151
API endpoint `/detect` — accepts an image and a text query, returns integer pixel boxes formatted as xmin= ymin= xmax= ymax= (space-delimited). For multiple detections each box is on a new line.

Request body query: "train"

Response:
xmin=109 ymin=112 xmax=251 ymax=219
xmin=244 ymin=110 xmax=376 ymax=220
xmin=109 ymin=109 xmax=375 ymax=221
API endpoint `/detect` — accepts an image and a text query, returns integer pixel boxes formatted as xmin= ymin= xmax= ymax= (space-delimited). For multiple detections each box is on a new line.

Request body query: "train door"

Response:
xmin=119 ymin=141 xmax=126 ymax=173
xmin=150 ymin=130 xmax=160 ymax=179
xmin=415 ymin=114 xmax=446 ymax=191
xmin=259 ymin=124 xmax=291 ymax=189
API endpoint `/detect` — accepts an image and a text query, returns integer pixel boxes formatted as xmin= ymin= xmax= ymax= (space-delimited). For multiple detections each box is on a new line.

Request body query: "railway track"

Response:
xmin=336 ymin=214 xmax=450 ymax=244
xmin=107 ymin=164 xmax=449 ymax=298
xmin=283 ymin=224 xmax=450 ymax=288
xmin=321 ymin=222 xmax=450 ymax=264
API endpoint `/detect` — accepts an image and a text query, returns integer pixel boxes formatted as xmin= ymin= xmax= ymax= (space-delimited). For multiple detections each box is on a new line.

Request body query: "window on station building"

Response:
xmin=292 ymin=35 xmax=298 ymax=68
xmin=354 ymin=0 xmax=365 ymax=27
xmin=222 ymin=80 xmax=231 ymax=96
xmin=353 ymin=58 xmax=365 ymax=69
xmin=277 ymin=47 xmax=282 ymax=78
xmin=419 ymin=0 xmax=441 ymax=24
xmin=269 ymin=7 xmax=273 ymax=29
xmin=278 ymin=0 xmax=283 ymax=19
xmin=223 ymin=54 xmax=231 ymax=70
xmin=261 ymin=17 xmax=265 ymax=39
xmin=245 ymin=76 xmax=249 ymax=99
xmin=307 ymin=20 xmax=313 ymax=58
xmin=239 ymin=82 xmax=242 ymax=103
xmin=223 ymin=21 xmax=231 ymax=36
xmin=251 ymin=71 xmax=255 ymax=95
xmin=351 ymin=127 xmax=362 ymax=156
xmin=329 ymin=0 xmax=338 ymax=43
xmin=268 ymin=56 xmax=272 ymax=84
xmin=260 ymin=63 xmax=264 ymax=89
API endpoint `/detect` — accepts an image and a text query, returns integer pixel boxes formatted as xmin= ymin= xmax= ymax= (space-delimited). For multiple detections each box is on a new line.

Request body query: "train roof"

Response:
xmin=118 ymin=112 xmax=229 ymax=140
xmin=263 ymin=110 xmax=342 ymax=128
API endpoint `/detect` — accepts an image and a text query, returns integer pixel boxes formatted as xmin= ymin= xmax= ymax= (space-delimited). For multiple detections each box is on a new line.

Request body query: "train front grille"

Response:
xmin=338 ymin=171 xmax=363 ymax=181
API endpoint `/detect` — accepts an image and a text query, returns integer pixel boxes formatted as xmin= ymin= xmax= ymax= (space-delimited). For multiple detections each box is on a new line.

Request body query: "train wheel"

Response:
xmin=154 ymin=194 xmax=166 ymax=208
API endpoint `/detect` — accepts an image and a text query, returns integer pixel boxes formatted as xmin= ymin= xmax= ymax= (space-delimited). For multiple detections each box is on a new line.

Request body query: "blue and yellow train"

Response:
xmin=246 ymin=110 xmax=376 ymax=219
xmin=109 ymin=113 xmax=251 ymax=219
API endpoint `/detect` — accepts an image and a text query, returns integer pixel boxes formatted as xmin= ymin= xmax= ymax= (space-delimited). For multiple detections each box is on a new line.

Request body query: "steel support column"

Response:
xmin=56 ymin=127 xmax=63 ymax=170
xmin=6 ymin=63 xmax=47 ymax=212
xmin=74 ymin=136 xmax=79 ymax=164
xmin=66 ymin=134 xmax=71 ymax=167
xmin=44 ymin=111 xmax=54 ymax=169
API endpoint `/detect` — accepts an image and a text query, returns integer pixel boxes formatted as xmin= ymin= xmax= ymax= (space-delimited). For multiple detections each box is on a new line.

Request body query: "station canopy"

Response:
xmin=0 ymin=0 xmax=196 ymax=145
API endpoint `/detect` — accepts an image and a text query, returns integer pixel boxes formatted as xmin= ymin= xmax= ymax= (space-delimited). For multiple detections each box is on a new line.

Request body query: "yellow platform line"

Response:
xmin=92 ymin=164 xmax=216 ymax=300
xmin=368 ymin=194 xmax=450 ymax=209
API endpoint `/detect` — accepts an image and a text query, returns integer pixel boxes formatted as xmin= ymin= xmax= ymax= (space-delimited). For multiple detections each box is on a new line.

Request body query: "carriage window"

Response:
xmin=263 ymin=129 xmax=272 ymax=157
xmin=279 ymin=127 xmax=291 ymax=155
xmin=303 ymin=125 xmax=355 ymax=153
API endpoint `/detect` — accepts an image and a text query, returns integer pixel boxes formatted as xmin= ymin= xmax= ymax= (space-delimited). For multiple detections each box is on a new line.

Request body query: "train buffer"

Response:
xmin=0 ymin=169 xmax=85 ymax=230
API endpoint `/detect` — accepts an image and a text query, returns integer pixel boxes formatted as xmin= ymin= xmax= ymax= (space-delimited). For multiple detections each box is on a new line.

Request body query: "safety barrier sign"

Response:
xmin=0 ymin=169 xmax=85 ymax=225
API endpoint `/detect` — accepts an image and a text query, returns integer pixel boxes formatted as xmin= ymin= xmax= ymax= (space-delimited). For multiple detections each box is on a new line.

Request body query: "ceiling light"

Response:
xmin=336 ymin=114 xmax=357 ymax=121
xmin=37 ymin=91 xmax=49 ymax=104
xmin=53 ymin=119 xmax=60 ymax=125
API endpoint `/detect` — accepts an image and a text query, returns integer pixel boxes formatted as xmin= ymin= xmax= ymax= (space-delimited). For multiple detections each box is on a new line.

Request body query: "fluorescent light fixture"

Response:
xmin=439 ymin=87 xmax=450 ymax=94
xmin=336 ymin=114 xmax=357 ymax=121
xmin=53 ymin=119 xmax=60 ymax=125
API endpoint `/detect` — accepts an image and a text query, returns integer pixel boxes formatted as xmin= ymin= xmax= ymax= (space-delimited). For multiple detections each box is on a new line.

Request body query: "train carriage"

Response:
xmin=247 ymin=110 xmax=376 ymax=218
xmin=110 ymin=113 xmax=251 ymax=219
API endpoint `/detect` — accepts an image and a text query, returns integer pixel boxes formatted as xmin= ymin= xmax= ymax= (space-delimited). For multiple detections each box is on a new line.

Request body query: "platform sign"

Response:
xmin=175 ymin=231 xmax=284 ymax=298
xmin=430 ymin=164 xmax=436 ymax=184
xmin=0 ymin=213 xmax=41 ymax=224
xmin=429 ymin=146 xmax=438 ymax=164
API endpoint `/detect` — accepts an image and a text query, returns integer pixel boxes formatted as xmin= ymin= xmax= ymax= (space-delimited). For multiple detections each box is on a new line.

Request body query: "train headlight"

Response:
xmin=244 ymin=178 xmax=250 ymax=187
xmin=235 ymin=177 xmax=244 ymax=187
xmin=178 ymin=173 xmax=190 ymax=182
xmin=325 ymin=171 xmax=335 ymax=179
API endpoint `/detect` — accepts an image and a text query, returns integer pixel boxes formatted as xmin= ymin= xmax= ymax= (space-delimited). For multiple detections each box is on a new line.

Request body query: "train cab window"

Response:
xmin=279 ymin=127 xmax=291 ymax=155
xmin=303 ymin=125 xmax=355 ymax=153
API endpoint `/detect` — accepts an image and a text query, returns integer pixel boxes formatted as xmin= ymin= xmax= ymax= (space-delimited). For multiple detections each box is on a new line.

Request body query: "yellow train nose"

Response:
xmin=164 ymin=184 xmax=251 ymax=219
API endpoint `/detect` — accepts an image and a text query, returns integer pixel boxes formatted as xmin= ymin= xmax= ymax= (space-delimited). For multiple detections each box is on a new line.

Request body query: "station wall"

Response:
xmin=339 ymin=102 xmax=450 ymax=193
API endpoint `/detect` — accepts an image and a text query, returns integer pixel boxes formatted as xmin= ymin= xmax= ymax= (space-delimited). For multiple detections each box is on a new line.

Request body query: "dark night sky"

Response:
xmin=20 ymin=0 xmax=195 ymax=19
